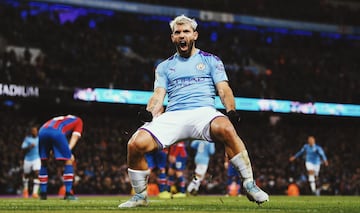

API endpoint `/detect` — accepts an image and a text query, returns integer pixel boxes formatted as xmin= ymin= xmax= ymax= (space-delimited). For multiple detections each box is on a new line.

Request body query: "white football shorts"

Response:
xmin=140 ymin=106 xmax=225 ymax=148
xmin=23 ymin=158 xmax=41 ymax=174
xmin=305 ymin=162 xmax=321 ymax=176
xmin=195 ymin=164 xmax=209 ymax=177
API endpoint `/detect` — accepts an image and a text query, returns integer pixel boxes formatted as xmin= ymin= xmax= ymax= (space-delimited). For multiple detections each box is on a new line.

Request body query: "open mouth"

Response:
xmin=179 ymin=40 xmax=187 ymax=47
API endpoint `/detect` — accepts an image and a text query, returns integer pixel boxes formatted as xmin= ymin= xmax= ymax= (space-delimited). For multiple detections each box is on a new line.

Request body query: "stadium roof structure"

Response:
xmin=30 ymin=0 xmax=360 ymax=36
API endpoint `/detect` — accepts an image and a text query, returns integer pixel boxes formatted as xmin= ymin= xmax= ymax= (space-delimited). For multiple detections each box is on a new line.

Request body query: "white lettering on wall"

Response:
xmin=0 ymin=83 xmax=39 ymax=97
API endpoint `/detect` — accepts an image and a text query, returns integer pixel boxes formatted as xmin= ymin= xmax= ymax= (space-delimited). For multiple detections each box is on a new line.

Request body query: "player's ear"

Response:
xmin=193 ymin=31 xmax=198 ymax=41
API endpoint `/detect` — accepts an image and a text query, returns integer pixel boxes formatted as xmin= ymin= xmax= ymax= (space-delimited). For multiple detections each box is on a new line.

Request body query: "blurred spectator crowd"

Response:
xmin=0 ymin=2 xmax=359 ymax=104
xmin=0 ymin=1 xmax=359 ymax=196
xmin=132 ymin=0 xmax=360 ymax=26
xmin=0 ymin=108 xmax=359 ymax=196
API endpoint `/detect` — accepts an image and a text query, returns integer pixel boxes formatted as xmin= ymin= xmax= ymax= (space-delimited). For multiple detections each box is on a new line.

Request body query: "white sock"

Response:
xmin=33 ymin=179 xmax=40 ymax=194
xmin=308 ymin=175 xmax=316 ymax=193
xmin=194 ymin=178 xmax=201 ymax=191
xmin=187 ymin=181 xmax=196 ymax=192
xmin=23 ymin=178 xmax=29 ymax=190
xmin=310 ymin=182 xmax=316 ymax=193
xmin=128 ymin=168 xmax=150 ymax=196
xmin=187 ymin=176 xmax=202 ymax=192
xmin=229 ymin=150 xmax=254 ymax=183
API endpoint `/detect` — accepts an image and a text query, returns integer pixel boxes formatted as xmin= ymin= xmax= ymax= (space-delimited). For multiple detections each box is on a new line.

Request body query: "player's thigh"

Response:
xmin=145 ymin=153 xmax=155 ymax=169
xmin=195 ymin=164 xmax=208 ymax=176
xmin=305 ymin=162 xmax=316 ymax=173
xmin=155 ymin=151 xmax=167 ymax=169
xmin=175 ymin=157 xmax=187 ymax=171
xmin=209 ymin=116 xmax=236 ymax=141
xmin=23 ymin=160 xmax=32 ymax=174
xmin=38 ymin=133 xmax=52 ymax=159
xmin=313 ymin=164 xmax=321 ymax=176
xmin=129 ymin=129 xmax=159 ymax=152
xmin=53 ymin=135 xmax=72 ymax=160
xmin=32 ymin=158 xmax=41 ymax=171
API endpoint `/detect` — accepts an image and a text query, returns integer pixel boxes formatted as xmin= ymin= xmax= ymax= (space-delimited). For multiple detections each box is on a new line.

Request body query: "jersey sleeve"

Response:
xmin=209 ymin=55 xmax=228 ymax=84
xmin=154 ymin=62 xmax=168 ymax=90
xmin=318 ymin=146 xmax=328 ymax=161
xmin=294 ymin=145 xmax=306 ymax=158
xmin=21 ymin=137 xmax=29 ymax=149
xmin=72 ymin=118 xmax=83 ymax=137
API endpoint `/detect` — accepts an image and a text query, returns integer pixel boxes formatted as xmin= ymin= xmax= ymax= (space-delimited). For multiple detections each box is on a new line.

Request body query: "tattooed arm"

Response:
xmin=146 ymin=87 xmax=166 ymax=118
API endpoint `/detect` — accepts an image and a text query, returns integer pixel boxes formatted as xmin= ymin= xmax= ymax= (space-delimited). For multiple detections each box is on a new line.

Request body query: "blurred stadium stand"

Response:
xmin=1 ymin=1 xmax=359 ymax=103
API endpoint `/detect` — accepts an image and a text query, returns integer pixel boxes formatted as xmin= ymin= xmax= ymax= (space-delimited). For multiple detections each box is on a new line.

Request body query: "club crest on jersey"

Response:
xmin=196 ymin=63 xmax=205 ymax=71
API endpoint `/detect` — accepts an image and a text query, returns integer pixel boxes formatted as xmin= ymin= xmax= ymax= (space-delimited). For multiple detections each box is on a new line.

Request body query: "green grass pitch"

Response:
xmin=0 ymin=195 xmax=359 ymax=213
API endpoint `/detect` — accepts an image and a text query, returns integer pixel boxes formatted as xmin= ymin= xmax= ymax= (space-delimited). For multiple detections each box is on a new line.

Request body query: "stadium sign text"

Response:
xmin=0 ymin=83 xmax=39 ymax=97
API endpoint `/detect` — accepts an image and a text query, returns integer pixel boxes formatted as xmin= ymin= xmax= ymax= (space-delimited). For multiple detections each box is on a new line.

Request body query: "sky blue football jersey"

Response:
xmin=155 ymin=49 xmax=228 ymax=111
xmin=294 ymin=144 xmax=327 ymax=165
xmin=21 ymin=136 xmax=40 ymax=161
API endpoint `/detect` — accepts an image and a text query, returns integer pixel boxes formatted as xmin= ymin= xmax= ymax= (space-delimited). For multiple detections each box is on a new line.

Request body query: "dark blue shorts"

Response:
xmin=39 ymin=127 xmax=71 ymax=160
xmin=145 ymin=150 xmax=167 ymax=170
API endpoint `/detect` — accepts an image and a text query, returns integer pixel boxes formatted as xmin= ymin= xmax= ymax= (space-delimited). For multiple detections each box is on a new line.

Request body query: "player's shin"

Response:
xmin=308 ymin=174 xmax=316 ymax=193
xmin=32 ymin=178 xmax=40 ymax=196
xmin=22 ymin=177 xmax=29 ymax=198
xmin=39 ymin=166 xmax=48 ymax=199
xmin=63 ymin=165 xmax=74 ymax=194
xmin=23 ymin=177 xmax=29 ymax=190
xmin=158 ymin=172 xmax=167 ymax=192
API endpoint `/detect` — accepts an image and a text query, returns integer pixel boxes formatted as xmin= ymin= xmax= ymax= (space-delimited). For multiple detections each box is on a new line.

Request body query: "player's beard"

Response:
xmin=175 ymin=40 xmax=195 ymax=58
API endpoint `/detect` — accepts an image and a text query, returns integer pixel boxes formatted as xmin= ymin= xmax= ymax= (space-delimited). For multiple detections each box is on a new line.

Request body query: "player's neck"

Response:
xmin=177 ymin=48 xmax=198 ymax=58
